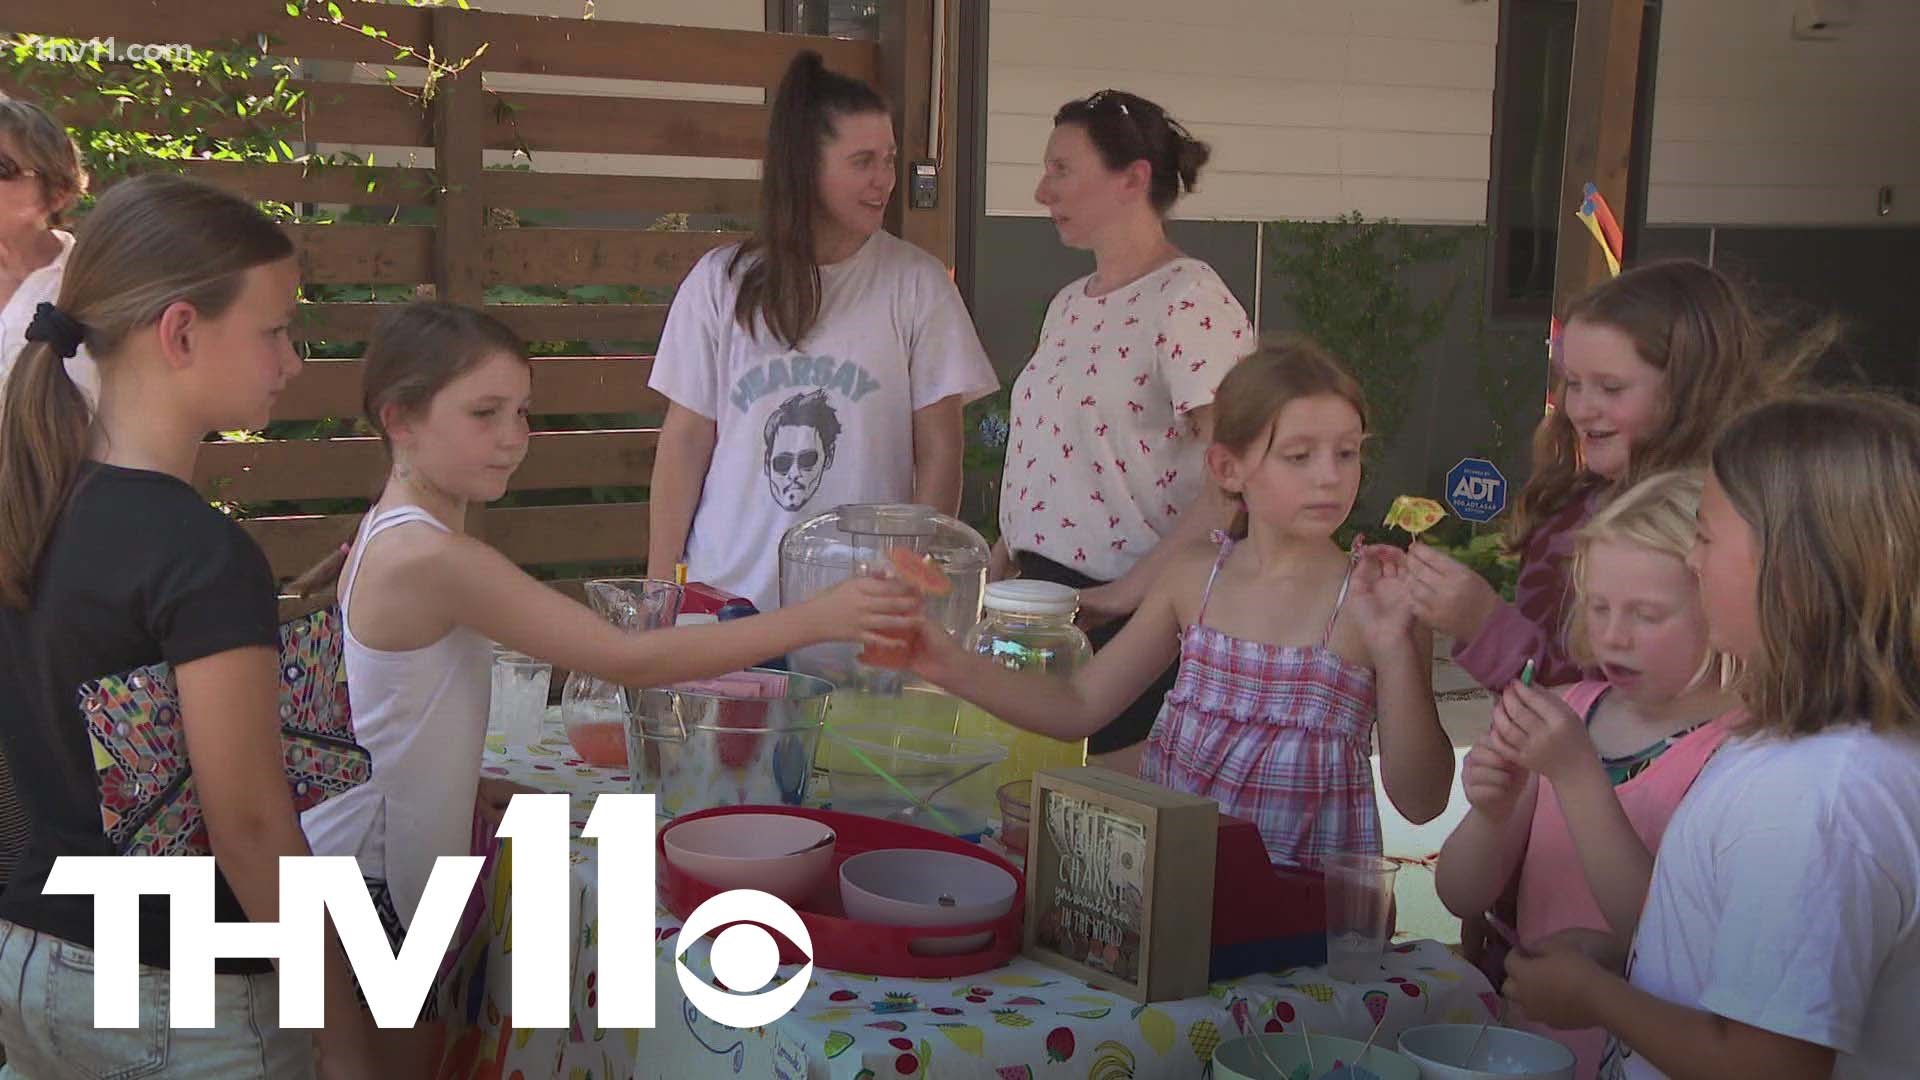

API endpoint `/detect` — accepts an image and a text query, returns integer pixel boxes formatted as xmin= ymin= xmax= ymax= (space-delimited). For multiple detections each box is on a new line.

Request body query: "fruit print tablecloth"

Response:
xmin=432 ymin=725 xmax=1496 ymax=1080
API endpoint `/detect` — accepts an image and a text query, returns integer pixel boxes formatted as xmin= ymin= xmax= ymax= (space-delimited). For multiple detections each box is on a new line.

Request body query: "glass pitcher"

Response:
xmin=560 ymin=578 xmax=684 ymax=765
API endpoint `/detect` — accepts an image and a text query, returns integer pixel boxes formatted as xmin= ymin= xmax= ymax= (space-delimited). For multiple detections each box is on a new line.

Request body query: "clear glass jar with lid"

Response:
xmin=957 ymin=580 xmax=1093 ymax=789
xmin=779 ymin=503 xmax=989 ymax=696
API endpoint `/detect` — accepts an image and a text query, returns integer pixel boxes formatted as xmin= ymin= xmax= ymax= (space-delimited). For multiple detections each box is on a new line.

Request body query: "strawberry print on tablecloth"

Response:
xmin=1001 ymin=259 xmax=1254 ymax=582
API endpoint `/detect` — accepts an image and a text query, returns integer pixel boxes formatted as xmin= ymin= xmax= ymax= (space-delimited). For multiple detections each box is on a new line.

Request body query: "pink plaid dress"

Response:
xmin=1140 ymin=535 xmax=1382 ymax=869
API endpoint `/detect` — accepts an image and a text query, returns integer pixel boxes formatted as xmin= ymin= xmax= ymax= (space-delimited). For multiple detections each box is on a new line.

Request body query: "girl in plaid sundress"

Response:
xmin=916 ymin=340 xmax=1453 ymax=867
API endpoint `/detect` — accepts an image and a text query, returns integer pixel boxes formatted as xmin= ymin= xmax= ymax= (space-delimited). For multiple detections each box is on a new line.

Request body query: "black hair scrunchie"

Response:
xmin=25 ymin=301 xmax=86 ymax=360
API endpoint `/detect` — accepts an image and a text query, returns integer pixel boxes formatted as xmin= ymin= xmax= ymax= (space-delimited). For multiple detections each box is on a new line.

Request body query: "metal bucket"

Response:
xmin=626 ymin=668 xmax=834 ymax=818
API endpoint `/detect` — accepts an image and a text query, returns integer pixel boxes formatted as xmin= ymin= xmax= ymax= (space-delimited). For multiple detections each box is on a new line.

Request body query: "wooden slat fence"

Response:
xmin=3 ymin=0 xmax=904 ymax=615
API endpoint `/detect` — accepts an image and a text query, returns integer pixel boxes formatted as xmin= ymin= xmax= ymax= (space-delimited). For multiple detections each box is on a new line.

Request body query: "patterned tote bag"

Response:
xmin=78 ymin=606 xmax=372 ymax=857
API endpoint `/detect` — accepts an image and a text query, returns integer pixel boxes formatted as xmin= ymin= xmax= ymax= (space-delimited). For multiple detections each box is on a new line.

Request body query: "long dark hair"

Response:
xmin=1053 ymin=89 xmax=1210 ymax=214
xmin=0 ymin=175 xmax=292 ymax=608
xmin=730 ymin=50 xmax=889 ymax=350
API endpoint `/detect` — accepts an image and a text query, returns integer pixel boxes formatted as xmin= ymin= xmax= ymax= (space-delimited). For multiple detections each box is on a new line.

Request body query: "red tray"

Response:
xmin=659 ymin=805 xmax=1026 ymax=978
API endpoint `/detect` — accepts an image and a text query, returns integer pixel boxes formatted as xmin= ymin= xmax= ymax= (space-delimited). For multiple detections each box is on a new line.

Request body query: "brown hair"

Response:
xmin=361 ymin=301 xmax=528 ymax=448
xmin=1511 ymin=259 xmax=1824 ymax=544
xmin=1053 ymin=90 xmax=1210 ymax=215
xmin=1211 ymin=337 xmax=1369 ymax=539
xmin=0 ymin=94 xmax=88 ymax=226
xmin=1565 ymin=468 xmax=1734 ymax=690
xmin=1710 ymin=392 xmax=1920 ymax=737
xmin=0 ymin=174 xmax=292 ymax=608
xmin=730 ymin=50 xmax=890 ymax=350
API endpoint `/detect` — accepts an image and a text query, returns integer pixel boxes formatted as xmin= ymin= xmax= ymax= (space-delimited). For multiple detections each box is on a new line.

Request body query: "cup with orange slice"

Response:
xmin=858 ymin=546 xmax=952 ymax=669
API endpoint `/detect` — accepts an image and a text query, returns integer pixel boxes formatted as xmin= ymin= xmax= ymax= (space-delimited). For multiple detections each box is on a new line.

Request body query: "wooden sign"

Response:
xmin=1023 ymin=767 xmax=1219 ymax=1003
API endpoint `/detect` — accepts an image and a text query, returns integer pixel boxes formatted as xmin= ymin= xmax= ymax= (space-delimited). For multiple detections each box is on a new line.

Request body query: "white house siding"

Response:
xmin=984 ymin=0 xmax=1498 ymax=224
xmin=1647 ymin=0 xmax=1920 ymax=226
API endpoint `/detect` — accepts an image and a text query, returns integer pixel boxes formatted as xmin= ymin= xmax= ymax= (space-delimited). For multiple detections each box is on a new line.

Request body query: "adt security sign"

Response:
xmin=1446 ymin=457 xmax=1507 ymax=523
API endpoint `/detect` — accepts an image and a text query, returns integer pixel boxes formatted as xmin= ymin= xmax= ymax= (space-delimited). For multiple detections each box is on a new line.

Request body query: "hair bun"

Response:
xmin=1173 ymin=134 xmax=1211 ymax=191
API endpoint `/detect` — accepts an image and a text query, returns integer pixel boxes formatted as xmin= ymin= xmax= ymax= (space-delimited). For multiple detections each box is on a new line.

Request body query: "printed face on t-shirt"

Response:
xmin=767 ymin=423 xmax=827 ymax=510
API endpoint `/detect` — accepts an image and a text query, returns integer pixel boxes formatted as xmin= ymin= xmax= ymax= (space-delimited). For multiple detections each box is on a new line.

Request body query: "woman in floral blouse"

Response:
xmin=994 ymin=90 xmax=1256 ymax=775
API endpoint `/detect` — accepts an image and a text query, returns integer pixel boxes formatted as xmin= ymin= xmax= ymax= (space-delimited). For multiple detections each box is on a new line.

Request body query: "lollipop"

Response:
xmin=1383 ymin=495 xmax=1447 ymax=538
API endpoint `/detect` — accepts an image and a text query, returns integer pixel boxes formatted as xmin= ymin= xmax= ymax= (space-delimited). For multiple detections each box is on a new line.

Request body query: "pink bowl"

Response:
xmin=662 ymin=813 xmax=836 ymax=905
xmin=838 ymin=848 xmax=1016 ymax=953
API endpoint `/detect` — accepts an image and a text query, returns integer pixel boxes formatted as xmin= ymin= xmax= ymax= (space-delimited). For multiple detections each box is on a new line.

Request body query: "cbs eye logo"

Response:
xmin=675 ymin=889 xmax=814 ymax=1028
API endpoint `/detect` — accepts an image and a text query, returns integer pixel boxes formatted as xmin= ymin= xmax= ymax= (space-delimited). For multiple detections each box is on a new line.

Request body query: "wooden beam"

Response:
xmin=432 ymin=9 xmax=487 ymax=308
xmin=195 ymin=429 xmax=658 ymax=503
xmin=481 ymin=229 xmax=742 ymax=288
xmin=488 ymin=93 xmax=766 ymax=159
xmin=481 ymin=172 xmax=758 ymax=217
xmin=294 ymin=302 xmax=669 ymax=345
xmin=462 ymin=10 xmax=877 ymax=88
xmin=271 ymin=356 xmax=663 ymax=421
xmin=285 ymin=224 xmax=433 ymax=284
xmin=1551 ymin=0 xmax=1645 ymax=317
xmin=246 ymin=502 xmax=650 ymax=581
xmin=878 ymin=0 xmax=955 ymax=266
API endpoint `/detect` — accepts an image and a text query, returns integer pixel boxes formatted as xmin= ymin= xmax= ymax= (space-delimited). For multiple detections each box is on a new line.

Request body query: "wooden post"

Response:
xmin=878 ymin=0 xmax=955 ymax=266
xmin=431 ymin=7 xmax=491 ymax=539
xmin=1550 ymin=0 xmax=1645 ymax=317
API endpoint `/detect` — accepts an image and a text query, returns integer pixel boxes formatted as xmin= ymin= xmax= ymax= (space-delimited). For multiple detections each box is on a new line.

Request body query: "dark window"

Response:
xmin=1486 ymin=0 xmax=1661 ymax=320
xmin=773 ymin=0 xmax=879 ymax=39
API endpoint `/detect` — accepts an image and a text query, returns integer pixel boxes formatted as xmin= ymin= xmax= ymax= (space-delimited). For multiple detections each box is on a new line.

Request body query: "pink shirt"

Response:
xmin=1515 ymin=681 xmax=1735 ymax=1080
xmin=1453 ymin=483 xmax=1606 ymax=689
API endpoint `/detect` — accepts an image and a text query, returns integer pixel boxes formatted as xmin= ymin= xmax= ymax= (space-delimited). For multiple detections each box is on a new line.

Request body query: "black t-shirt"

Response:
xmin=0 ymin=463 xmax=279 ymax=973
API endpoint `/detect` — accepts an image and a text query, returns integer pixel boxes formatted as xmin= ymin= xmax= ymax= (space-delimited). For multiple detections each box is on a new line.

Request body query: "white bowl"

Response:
xmin=662 ymin=813 xmax=836 ymax=905
xmin=1397 ymin=1024 xmax=1576 ymax=1080
xmin=838 ymin=848 xmax=1016 ymax=954
xmin=1215 ymin=1033 xmax=1421 ymax=1080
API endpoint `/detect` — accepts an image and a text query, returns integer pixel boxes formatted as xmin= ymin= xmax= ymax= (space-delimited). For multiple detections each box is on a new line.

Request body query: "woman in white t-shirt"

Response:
xmin=996 ymin=90 xmax=1256 ymax=773
xmin=0 ymin=96 xmax=97 ymax=407
xmin=647 ymin=51 xmax=998 ymax=611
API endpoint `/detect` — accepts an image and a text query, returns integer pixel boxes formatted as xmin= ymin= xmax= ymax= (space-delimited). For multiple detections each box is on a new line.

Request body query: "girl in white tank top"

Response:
xmin=302 ymin=303 xmax=921 ymax=1058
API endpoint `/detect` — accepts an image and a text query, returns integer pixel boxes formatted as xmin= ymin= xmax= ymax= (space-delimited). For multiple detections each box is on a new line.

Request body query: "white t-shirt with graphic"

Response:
xmin=1603 ymin=726 xmax=1920 ymax=1080
xmin=1000 ymin=258 xmax=1254 ymax=582
xmin=650 ymin=230 xmax=998 ymax=612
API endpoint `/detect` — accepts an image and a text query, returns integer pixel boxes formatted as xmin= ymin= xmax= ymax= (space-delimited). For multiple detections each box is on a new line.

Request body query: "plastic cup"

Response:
xmin=1324 ymin=852 xmax=1399 ymax=982
xmin=488 ymin=647 xmax=551 ymax=749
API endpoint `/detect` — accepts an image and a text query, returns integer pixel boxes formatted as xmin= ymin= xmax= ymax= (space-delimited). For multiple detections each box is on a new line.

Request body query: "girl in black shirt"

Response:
xmin=0 ymin=176 xmax=370 ymax=1078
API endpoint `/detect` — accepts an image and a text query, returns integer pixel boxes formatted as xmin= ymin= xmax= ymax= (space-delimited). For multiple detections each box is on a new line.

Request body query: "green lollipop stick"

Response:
xmin=824 ymin=726 xmax=963 ymax=835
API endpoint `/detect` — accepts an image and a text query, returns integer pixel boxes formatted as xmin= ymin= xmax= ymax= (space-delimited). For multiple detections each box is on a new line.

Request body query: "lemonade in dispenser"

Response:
xmin=956 ymin=580 xmax=1092 ymax=787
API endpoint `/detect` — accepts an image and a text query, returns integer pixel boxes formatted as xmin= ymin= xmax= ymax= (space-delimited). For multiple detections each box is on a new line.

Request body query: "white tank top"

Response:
xmin=300 ymin=505 xmax=493 ymax=927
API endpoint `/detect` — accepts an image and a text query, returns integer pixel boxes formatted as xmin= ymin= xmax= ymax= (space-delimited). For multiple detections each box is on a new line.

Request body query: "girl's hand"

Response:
xmin=1462 ymin=737 xmax=1528 ymax=821
xmin=476 ymin=777 xmax=543 ymax=832
xmin=907 ymin=616 xmax=971 ymax=684
xmin=1348 ymin=544 xmax=1418 ymax=649
xmin=1075 ymin=583 xmax=1131 ymax=632
xmin=1487 ymin=681 xmax=1598 ymax=784
xmin=988 ymin=537 xmax=1017 ymax=584
xmin=796 ymin=576 xmax=925 ymax=650
xmin=1503 ymin=945 xmax=1608 ymax=1030
xmin=1404 ymin=541 xmax=1502 ymax=641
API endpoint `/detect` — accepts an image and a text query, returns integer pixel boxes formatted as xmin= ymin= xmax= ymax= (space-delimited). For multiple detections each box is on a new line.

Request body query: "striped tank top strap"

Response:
xmin=1194 ymin=531 xmax=1236 ymax=628
xmin=1321 ymin=554 xmax=1360 ymax=647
